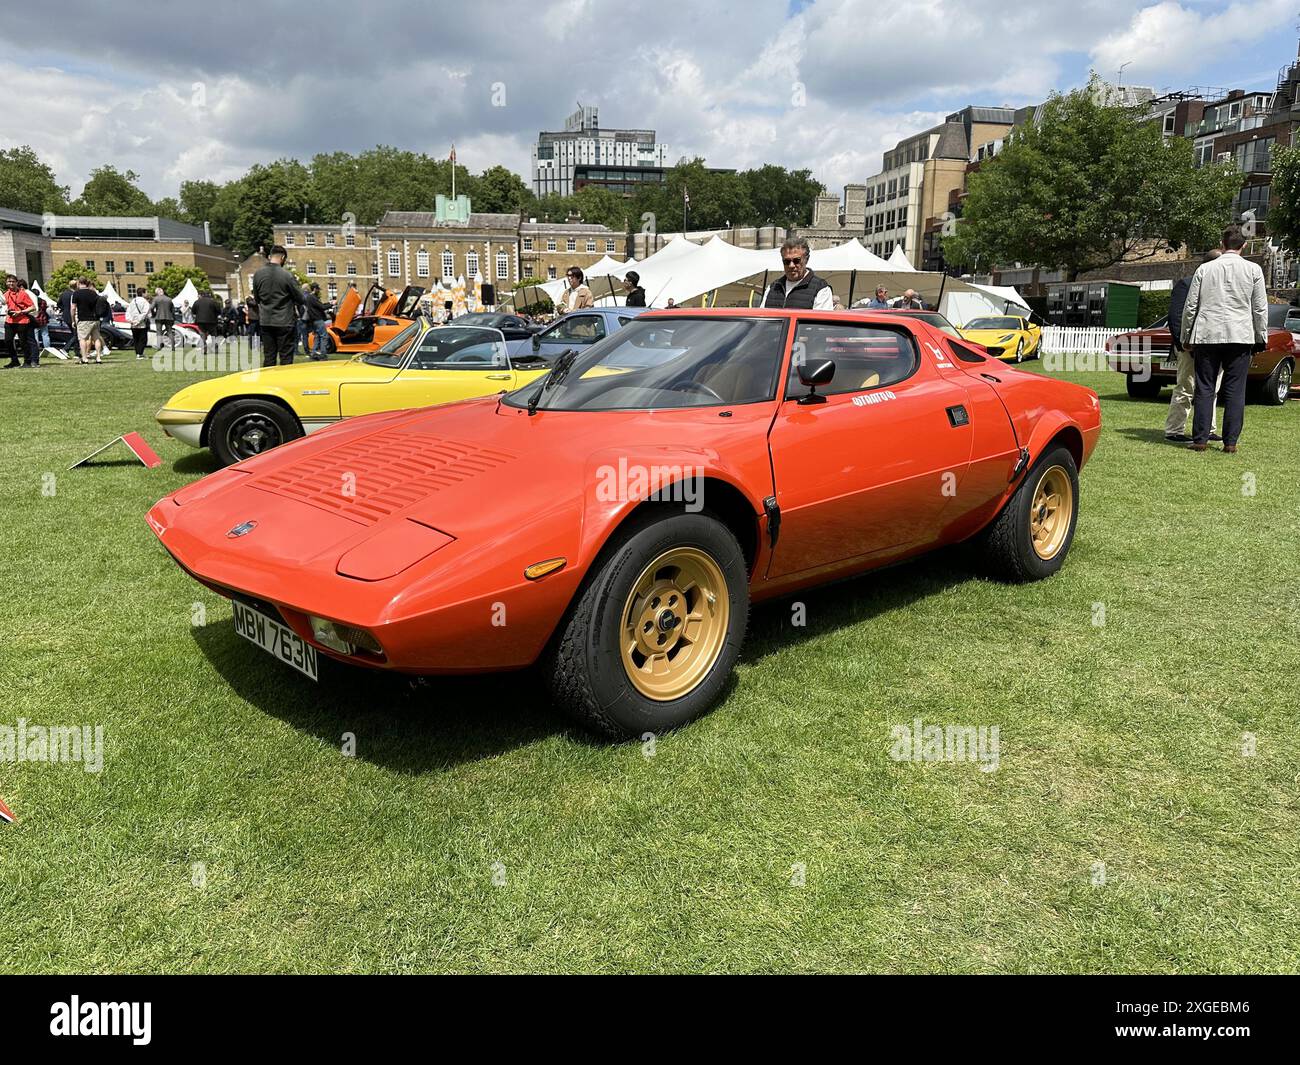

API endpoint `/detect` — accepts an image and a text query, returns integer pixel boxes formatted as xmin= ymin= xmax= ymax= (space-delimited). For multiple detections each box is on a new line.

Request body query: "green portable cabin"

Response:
xmin=1045 ymin=280 xmax=1141 ymax=328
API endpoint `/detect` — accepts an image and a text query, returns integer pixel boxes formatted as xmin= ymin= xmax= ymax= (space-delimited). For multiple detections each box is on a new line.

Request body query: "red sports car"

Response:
xmin=146 ymin=309 xmax=1102 ymax=737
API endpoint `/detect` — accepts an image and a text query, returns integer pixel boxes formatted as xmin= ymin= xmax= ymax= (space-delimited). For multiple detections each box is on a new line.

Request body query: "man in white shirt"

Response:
xmin=761 ymin=238 xmax=834 ymax=310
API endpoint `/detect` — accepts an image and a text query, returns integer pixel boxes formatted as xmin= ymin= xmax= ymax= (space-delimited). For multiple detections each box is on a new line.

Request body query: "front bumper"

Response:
xmin=155 ymin=408 xmax=206 ymax=449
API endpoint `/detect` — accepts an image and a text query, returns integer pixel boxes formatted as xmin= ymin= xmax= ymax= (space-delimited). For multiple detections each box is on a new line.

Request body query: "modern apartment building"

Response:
xmin=532 ymin=106 xmax=668 ymax=198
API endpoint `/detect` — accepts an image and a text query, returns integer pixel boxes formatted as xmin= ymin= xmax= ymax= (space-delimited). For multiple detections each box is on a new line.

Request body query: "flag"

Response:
xmin=450 ymin=144 xmax=456 ymax=164
xmin=683 ymin=186 xmax=690 ymax=206
xmin=0 ymin=796 xmax=15 ymax=824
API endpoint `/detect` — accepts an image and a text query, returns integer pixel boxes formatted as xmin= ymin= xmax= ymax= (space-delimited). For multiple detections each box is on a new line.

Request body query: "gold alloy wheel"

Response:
xmin=620 ymin=546 xmax=730 ymax=701
xmin=1029 ymin=464 xmax=1074 ymax=560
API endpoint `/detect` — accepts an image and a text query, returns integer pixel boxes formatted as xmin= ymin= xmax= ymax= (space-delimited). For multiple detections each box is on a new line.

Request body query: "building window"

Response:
xmin=466 ymin=251 xmax=479 ymax=277
xmin=345 ymin=232 xmax=355 ymax=247
xmin=286 ymin=233 xmax=295 ymax=246
xmin=1163 ymin=111 xmax=1177 ymax=135
xmin=605 ymin=239 xmax=616 ymax=253
xmin=387 ymin=250 xmax=401 ymax=277
xmin=306 ymin=260 xmax=317 ymax=275
xmin=104 ymin=260 xmax=115 ymax=273
xmin=586 ymin=240 xmax=596 ymax=252
xmin=566 ymin=237 xmax=576 ymax=251
xmin=523 ymin=236 xmax=534 ymax=251
xmin=496 ymin=251 xmax=509 ymax=280
xmin=325 ymin=232 xmax=336 ymax=246
xmin=547 ymin=265 xmax=557 ymax=279
xmin=164 ymin=261 xmax=173 ymax=267
xmin=126 ymin=284 xmax=138 ymax=298
xmin=346 ymin=261 xmax=357 ymax=275
xmin=546 ymin=238 xmax=557 ymax=251
xmin=417 ymin=249 xmax=430 ymax=277
xmin=327 ymin=260 xmax=336 ymax=275
xmin=85 ymin=260 xmax=94 ymax=270
xmin=441 ymin=251 xmax=455 ymax=279
xmin=125 ymin=260 xmax=135 ymax=273
xmin=328 ymin=282 xmax=338 ymax=300
xmin=305 ymin=232 xmax=316 ymax=246
xmin=144 ymin=260 xmax=154 ymax=273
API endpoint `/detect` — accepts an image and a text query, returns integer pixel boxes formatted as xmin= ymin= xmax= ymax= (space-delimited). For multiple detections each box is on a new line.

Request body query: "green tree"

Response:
xmin=68 ymin=165 xmax=154 ymax=215
xmin=474 ymin=164 xmax=532 ymax=215
xmin=210 ymin=159 xmax=321 ymax=257
xmin=45 ymin=260 xmax=101 ymax=295
xmin=179 ymin=179 xmax=220 ymax=224
xmin=739 ymin=164 xmax=824 ymax=227
xmin=1268 ymin=141 xmax=1300 ymax=254
xmin=145 ymin=264 xmax=212 ymax=297
xmin=943 ymin=79 xmax=1241 ymax=279
xmin=0 ymin=146 xmax=69 ymax=213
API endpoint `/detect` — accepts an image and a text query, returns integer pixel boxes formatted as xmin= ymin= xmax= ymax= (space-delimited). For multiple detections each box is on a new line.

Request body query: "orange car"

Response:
xmin=313 ymin=283 xmax=425 ymax=355
xmin=147 ymin=308 xmax=1101 ymax=737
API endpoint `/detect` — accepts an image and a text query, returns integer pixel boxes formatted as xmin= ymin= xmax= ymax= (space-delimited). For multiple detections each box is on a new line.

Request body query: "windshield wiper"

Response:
xmin=527 ymin=348 xmax=577 ymax=416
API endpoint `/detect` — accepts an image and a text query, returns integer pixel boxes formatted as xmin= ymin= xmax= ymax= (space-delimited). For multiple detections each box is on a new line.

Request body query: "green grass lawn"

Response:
xmin=2 ymin=351 xmax=1298 ymax=973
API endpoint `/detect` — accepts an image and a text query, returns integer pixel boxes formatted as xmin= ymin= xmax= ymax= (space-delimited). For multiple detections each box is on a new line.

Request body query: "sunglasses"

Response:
xmin=781 ymin=257 xmax=805 ymax=266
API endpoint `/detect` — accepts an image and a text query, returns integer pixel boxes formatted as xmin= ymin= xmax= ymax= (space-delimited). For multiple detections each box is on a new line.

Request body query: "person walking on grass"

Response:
xmin=1164 ymin=249 xmax=1223 ymax=443
xmin=192 ymin=289 xmax=220 ymax=354
xmin=29 ymin=282 xmax=51 ymax=357
xmin=70 ymin=278 xmax=102 ymax=364
xmin=3 ymin=275 xmax=38 ymax=368
xmin=1181 ymin=224 xmax=1268 ymax=454
xmin=251 ymin=245 xmax=305 ymax=367
xmin=151 ymin=287 xmax=175 ymax=346
xmin=126 ymin=289 xmax=152 ymax=360
xmin=303 ymin=283 xmax=330 ymax=359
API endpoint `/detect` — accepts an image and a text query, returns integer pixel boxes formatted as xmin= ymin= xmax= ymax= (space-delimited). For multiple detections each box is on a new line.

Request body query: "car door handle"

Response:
xmin=486 ymin=373 xmax=511 ymax=380
xmin=946 ymin=405 xmax=969 ymax=427
xmin=980 ymin=372 xmax=1001 ymax=383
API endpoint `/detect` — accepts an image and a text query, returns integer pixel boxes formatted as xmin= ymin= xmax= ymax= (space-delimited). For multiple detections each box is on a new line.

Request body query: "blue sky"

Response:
xmin=3 ymin=0 xmax=1294 ymax=201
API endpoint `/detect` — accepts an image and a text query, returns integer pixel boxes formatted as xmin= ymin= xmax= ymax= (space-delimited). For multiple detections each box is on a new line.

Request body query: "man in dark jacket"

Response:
xmin=192 ymin=290 xmax=220 ymax=353
xmin=1164 ymin=249 xmax=1221 ymax=442
xmin=761 ymin=237 xmax=834 ymax=310
xmin=251 ymin=245 xmax=304 ymax=366
xmin=57 ymin=285 xmax=74 ymax=334
xmin=303 ymin=283 xmax=330 ymax=359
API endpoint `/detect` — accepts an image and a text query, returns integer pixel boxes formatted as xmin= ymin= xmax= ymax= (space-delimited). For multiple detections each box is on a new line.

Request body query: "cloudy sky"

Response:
xmin=4 ymin=0 xmax=1293 ymax=202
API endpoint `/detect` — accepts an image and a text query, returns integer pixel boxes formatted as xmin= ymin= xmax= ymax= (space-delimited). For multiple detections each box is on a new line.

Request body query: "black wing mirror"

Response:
xmin=532 ymin=334 xmax=541 ymax=351
xmin=796 ymin=358 xmax=835 ymax=405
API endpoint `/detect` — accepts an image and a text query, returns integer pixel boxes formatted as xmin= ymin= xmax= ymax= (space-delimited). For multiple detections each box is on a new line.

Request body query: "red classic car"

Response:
xmin=147 ymin=309 xmax=1101 ymax=737
xmin=1106 ymin=304 xmax=1298 ymax=405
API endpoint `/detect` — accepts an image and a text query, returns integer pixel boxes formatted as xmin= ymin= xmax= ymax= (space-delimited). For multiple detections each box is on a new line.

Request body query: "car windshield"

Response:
xmin=965 ymin=317 xmax=1021 ymax=330
xmin=906 ymin=312 xmax=961 ymax=337
xmin=1267 ymin=305 xmax=1296 ymax=328
xmin=406 ymin=325 xmax=509 ymax=369
xmin=360 ymin=322 xmax=422 ymax=367
xmin=504 ymin=316 xmax=787 ymax=411
xmin=455 ymin=312 xmax=510 ymax=327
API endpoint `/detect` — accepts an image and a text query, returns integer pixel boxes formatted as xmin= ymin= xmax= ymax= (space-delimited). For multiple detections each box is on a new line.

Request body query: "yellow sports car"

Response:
xmin=156 ymin=319 xmax=553 ymax=466
xmin=959 ymin=315 xmax=1042 ymax=363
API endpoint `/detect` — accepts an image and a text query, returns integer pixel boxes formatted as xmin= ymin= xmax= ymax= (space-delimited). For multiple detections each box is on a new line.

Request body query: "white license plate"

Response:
xmin=232 ymin=602 xmax=318 ymax=681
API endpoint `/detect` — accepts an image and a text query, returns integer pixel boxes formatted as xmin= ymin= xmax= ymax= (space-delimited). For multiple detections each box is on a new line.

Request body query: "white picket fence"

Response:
xmin=1040 ymin=326 xmax=1130 ymax=355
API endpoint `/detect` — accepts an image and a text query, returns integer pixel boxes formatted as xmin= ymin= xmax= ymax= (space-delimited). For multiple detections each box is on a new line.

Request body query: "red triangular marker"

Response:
xmin=0 ymin=797 xmax=16 ymax=824
xmin=69 ymin=431 xmax=162 ymax=470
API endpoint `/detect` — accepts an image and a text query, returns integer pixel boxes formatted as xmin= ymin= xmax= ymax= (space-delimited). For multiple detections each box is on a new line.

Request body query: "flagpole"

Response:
xmin=451 ymin=144 xmax=456 ymax=202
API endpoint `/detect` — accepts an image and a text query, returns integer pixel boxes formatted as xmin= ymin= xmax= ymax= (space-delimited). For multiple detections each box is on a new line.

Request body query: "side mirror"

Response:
xmin=532 ymin=334 xmax=541 ymax=351
xmin=796 ymin=358 xmax=835 ymax=404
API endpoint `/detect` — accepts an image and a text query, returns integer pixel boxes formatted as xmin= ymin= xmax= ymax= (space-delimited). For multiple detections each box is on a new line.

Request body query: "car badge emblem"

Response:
xmin=227 ymin=520 xmax=258 ymax=538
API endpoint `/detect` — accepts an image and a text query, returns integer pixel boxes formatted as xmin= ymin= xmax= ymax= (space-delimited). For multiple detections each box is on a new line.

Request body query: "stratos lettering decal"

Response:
xmin=853 ymin=390 xmax=897 ymax=407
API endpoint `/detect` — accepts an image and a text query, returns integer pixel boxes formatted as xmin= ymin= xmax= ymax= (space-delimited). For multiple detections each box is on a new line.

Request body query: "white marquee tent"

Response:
xmin=510 ymin=233 xmax=1027 ymax=324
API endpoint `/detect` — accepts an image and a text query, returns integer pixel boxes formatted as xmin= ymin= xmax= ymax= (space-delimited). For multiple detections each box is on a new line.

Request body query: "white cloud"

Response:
xmin=0 ymin=0 xmax=1291 ymax=210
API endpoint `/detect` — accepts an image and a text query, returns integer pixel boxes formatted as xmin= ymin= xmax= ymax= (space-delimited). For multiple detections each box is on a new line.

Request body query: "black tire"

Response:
xmin=1014 ymin=338 xmax=1025 ymax=363
xmin=544 ymin=510 xmax=749 ymax=739
xmin=1256 ymin=358 xmax=1293 ymax=407
xmin=208 ymin=399 xmax=302 ymax=467
xmin=1126 ymin=375 xmax=1162 ymax=399
xmin=977 ymin=445 xmax=1080 ymax=582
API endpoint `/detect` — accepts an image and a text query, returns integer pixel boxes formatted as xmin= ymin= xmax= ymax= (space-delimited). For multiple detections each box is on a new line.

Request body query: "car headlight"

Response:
xmin=309 ymin=616 xmax=384 ymax=656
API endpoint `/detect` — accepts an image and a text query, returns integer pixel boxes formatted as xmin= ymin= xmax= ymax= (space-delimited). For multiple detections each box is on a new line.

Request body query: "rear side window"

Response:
xmin=786 ymin=322 xmax=918 ymax=397
xmin=947 ymin=338 xmax=989 ymax=364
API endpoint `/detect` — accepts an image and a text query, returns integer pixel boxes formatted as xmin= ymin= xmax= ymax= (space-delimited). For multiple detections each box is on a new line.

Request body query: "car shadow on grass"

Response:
xmin=192 ymin=621 xmax=561 ymax=772
xmin=1114 ymin=426 xmax=1183 ymax=447
xmin=190 ymin=549 xmax=981 ymax=772
xmin=172 ymin=451 xmax=221 ymax=477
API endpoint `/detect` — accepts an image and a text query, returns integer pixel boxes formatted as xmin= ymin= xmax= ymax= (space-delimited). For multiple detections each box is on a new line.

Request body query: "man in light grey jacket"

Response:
xmin=1180 ymin=225 xmax=1268 ymax=453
